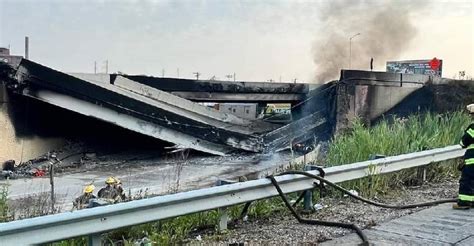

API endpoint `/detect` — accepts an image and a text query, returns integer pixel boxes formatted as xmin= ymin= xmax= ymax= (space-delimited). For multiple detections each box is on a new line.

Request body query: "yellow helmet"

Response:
xmin=113 ymin=177 xmax=122 ymax=185
xmin=83 ymin=184 xmax=95 ymax=194
xmin=467 ymin=104 xmax=474 ymax=114
xmin=105 ymin=176 xmax=116 ymax=184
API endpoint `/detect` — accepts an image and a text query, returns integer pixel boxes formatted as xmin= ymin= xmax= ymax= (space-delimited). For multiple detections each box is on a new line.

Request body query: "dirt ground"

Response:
xmin=188 ymin=179 xmax=458 ymax=245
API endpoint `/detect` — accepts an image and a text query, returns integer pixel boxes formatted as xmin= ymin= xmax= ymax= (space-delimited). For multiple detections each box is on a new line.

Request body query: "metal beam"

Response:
xmin=0 ymin=145 xmax=465 ymax=244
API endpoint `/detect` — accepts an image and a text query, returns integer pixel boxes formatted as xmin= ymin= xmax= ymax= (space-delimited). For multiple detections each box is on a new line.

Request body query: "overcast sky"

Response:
xmin=0 ymin=0 xmax=472 ymax=82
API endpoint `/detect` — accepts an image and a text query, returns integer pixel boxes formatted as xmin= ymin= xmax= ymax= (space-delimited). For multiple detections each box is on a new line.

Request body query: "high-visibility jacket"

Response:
xmin=458 ymin=123 xmax=474 ymax=203
xmin=460 ymin=123 xmax=474 ymax=165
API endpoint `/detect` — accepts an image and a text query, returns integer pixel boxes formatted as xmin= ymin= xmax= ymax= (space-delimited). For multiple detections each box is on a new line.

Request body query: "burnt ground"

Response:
xmin=186 ymin=179 xmax=458 ymax=245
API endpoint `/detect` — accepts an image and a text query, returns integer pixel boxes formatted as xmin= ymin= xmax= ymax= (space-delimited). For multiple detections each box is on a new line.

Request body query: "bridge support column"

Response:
xmin=0 ymin=84 xmax=65 ymax=165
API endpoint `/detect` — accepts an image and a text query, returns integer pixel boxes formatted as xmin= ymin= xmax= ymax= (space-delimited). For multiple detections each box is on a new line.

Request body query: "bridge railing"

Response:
xmin=0 ymin=145 xmax=465 ymax=245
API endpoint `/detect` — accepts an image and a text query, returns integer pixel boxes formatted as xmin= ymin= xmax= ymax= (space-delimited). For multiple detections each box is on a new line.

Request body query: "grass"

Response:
xmin=95 ymin=197 xmax=290 ymax=245
xmin=327 ymin=111 xmax=469 ymax=165
xmin=326 ymin=111 xmax=471 ymax=197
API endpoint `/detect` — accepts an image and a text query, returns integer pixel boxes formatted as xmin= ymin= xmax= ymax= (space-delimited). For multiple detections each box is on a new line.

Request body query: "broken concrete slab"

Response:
xmin=22 ymin=88 xmax=233 ymax=155
xmin=111 ymin=75 xmax=276 ymax=134
xmin=10 ymin=59 xmax=271 ymax=154
xmin=263 ymin=111 xmax=326 ymax=152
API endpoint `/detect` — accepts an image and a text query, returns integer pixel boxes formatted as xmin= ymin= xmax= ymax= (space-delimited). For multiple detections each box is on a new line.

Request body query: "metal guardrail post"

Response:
xmin=303 ymin=165 xmax=323 ymax=211
xmin=88 ymin=233 xmax=101 ymax=246
xmin=216 ymin=180 xmax=235 ymax=232
xmin=217 ymin=207 xmax=229 ymax=232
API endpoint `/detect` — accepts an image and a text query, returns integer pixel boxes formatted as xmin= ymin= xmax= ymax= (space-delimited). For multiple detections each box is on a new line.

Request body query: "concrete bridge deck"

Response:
xmin=322 ymin=203 xmax=474 ymax=245
xmin=121 ymin=74 xmax=309 ymax=103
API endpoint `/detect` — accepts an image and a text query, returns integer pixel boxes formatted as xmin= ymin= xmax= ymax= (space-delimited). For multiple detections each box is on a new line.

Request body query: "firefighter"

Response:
xmin=113 ymin=177 xmax=127 ymax=201
xmin=97 ymin=176 xmax=119 ymax=202
xmin=73 ymin=184 xmax=96 ymax=209
xmin=454 ymin=104 xmax=474 ymax=209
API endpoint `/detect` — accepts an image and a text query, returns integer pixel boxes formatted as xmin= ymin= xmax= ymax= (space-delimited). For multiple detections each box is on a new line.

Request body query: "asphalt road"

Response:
xmin=1 ymin=150 xmax=304 ymax=211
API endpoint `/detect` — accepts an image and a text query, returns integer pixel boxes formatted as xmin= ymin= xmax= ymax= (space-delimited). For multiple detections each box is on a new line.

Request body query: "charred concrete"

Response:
xmin=13 ymin=59 xmax=271 ymax=153
xmin=336 ymin=70 xmax=474 ymax=131
xmin=120 ymin=75 xmax=308 ymax=103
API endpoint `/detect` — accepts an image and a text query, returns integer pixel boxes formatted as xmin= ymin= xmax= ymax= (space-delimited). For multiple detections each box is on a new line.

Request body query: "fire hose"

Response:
xmin=266 ymin=170 xmax=457 ymax=245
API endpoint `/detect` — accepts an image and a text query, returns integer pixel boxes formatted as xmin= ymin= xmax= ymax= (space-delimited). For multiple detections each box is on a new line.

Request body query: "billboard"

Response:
xmin=386 ymin=58 xmax=442 ymax=76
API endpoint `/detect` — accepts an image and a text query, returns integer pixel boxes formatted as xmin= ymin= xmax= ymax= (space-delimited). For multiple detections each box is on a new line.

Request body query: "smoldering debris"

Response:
xmin=312 ymin=0 xmax=426 ymax=82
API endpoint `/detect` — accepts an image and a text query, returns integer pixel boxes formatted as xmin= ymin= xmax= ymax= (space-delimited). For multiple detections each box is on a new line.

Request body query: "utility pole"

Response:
xmin=24 ymin=36 xmax=29 ymax=59
xmin=162 ymin=69 xmax=165 ymax=77
xmin=94 ymin=61 xmax=97 ymax=74
xmin=105 ymin=60 xmax=109 ymax=74
xmin=233 ymin=73 xmax=236 ymax=82
xmin=349 ymin=33 xmax=361 ymax=69
xmin=193 ymin=72 xmax=200 ymax=80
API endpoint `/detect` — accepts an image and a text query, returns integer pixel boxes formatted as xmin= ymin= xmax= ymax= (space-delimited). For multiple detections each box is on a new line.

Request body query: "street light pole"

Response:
xmin=349 ymin=33 xmax=361 ymax=69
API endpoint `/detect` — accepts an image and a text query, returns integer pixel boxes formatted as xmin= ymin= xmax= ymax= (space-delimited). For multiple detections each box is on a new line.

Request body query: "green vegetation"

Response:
xmin=327 ymin=111 xmax=471 ymax=197
xmin=97 ymin=197 xmax=288 ymax=245
xmin=327 ymin=111 xmax=469 ymax=165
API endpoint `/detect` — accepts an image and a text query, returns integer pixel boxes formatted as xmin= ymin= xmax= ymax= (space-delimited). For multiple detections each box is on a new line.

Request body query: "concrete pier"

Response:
xmin=0 ymin=84 xmax=64 ymax=164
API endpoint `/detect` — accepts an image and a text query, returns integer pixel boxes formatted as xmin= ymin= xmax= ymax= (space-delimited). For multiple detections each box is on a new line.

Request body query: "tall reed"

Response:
xmin=326 ymin=111 xmax=471 ymax=196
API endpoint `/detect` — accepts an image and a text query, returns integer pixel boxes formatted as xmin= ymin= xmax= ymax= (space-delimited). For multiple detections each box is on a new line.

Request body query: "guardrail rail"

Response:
xmin=0 ymin=145 xmax=465 ymax=245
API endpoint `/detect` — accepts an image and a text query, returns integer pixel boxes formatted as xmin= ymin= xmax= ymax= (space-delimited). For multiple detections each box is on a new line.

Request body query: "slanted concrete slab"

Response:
xmin=322 ymin=203 xmax=474 ymax=245
xmin=14 ymin=59 xmax=269 ymax=154
xmin=112 ymin=75 xmax=276 ymax=134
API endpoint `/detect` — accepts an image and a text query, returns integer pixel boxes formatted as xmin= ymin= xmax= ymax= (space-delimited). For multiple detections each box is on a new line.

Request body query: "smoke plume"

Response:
xmin=312 ymin=1 xmax=422 ymax=82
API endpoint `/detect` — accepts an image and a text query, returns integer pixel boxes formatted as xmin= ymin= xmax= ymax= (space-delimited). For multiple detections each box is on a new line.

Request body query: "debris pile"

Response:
xmin=1 ymin=148 xmax=87 ymax=180
xmin=1 ymin=156 xmax=57 ymax=179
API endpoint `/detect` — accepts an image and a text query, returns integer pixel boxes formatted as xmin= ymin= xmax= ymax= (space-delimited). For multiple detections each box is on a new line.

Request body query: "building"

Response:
xmin=216 ymin=103 xmax=260 ymax=119
xmin=0 ymin=48 xmax=23 ymax=67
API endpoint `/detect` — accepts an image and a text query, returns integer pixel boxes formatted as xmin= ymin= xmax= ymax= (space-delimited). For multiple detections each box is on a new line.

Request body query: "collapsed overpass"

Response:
xmin=120 ymin=75 xmax=309 ymax=103
xmin=0 ymin=59 xmax=326 ymax=156
xmin=2 ymin=58 xmax=469 ymax=162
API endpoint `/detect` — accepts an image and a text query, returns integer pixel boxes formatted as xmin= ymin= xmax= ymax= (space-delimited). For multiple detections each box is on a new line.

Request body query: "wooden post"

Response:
xmin=49 ymin=164 xmax=55 ymax=213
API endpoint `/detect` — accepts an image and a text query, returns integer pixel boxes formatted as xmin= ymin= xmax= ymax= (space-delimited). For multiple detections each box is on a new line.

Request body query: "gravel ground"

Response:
xmin=187 ymin=179 xmax=458 ymax=245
